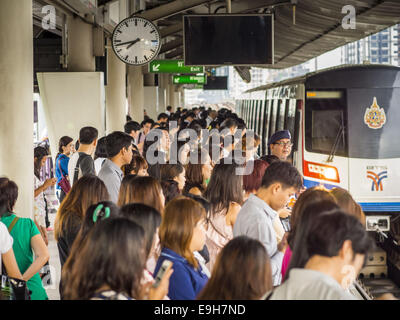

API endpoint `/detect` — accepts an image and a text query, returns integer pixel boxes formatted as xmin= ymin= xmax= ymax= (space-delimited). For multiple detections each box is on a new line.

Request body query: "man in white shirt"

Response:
xmin=268 ymin=210 xmax=373 ymax=300
xmin=233 ymin=161 xmax=303 ymax=286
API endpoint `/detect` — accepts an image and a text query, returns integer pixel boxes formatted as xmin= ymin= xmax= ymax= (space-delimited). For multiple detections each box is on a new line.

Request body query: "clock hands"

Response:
xmin=127 ymin=38 xmax=142 ymax=49
xmin=115 ymin=38 xmax=141 ymax=47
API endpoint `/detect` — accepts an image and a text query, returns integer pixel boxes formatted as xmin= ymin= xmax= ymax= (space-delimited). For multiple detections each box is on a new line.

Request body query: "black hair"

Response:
xmin=160 ymin=179 xmax=181 ymax=204
xmin=259 ymin=154 xmax=280 ymax=165
xmin=287 ymin=201 xmax=373 ymax=279
xmin=236 ymin=118 xmax=246 ymax=130
xmin=105 ymin=131 xmax=133 ymax=159
xmin=141 ymin=118 xmax=154 ymax=127
xmin=94 ymin=136 xmax=108 ymax=160
xmin=126 ymin=115 xmax=132 ymax=122
xmin=307 ymin=210 xmax=373 ymax=258
xmin=79 ymin=126 xmax=98 ymax=145
xmin=124 ymin=121 xmax=141 ymax=134
xmin=167 ymin=106 xmax=172 ymax=111
xmin=261 ymin=161 xmax=303 ymax=191
xmin=185 ymin=193 xmax=210 ymax=214
xmin=57 ymin=136 xmax=73 ymax=159
xmin=34 ymin=146 xmax=48 ymax=179
xmin=0 ymin=177 xmax=18 ymax=216
xmin=160 ymin=163 xmax=184 ymax=181
xmin=119 ymin=203 xmax=162 ymax=259
xmin=184 ymin=112 xmax=196 ymax=120
xmin=219 ymin=118 xmax=238 ymax=132
xmin=157 ymin=113 xmax=169 ymax=121
xmin=78 ymin=201 xmax=120 ymax=244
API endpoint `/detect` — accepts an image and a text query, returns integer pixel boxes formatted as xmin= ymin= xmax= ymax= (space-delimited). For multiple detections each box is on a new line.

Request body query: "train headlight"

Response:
xmin=323 ymin=167 xmax=338 ymax=181
xmin=304 ymin=161 xmax=340 ymax=183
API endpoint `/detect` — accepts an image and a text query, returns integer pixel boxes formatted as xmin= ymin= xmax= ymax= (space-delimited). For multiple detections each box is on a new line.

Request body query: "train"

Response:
xmin=236 ymin=64 xmax=400 ymax=215
xmin=236 ymin=64 xmax=400 ymax=299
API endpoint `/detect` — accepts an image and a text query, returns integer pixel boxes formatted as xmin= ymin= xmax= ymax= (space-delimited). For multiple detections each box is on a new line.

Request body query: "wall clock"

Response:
xmin=112 ymin=16 xmax=161 ymax=66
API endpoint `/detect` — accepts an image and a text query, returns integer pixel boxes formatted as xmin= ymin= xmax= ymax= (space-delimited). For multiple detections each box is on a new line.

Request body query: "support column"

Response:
xmin=67 ymin=15 xmax=95 ymax=72
xmin=128 ymin=66 xmax=144 ymax=123
xmin=168 ymin=76 xmax=176 ymax=108
xmin=105 ymin=38 xmax=126 ymax=133
xmin=0 ymin=0 xmax=34 ymax=218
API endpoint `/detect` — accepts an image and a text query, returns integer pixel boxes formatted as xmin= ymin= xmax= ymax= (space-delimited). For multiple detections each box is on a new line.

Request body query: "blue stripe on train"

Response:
xmin=303 ymin=179 xmax=338 ymax=190
xmin=358 ymin=202 xmax=400 ymax=212
xmin=303 ymin=179 xmax=400 ymax=212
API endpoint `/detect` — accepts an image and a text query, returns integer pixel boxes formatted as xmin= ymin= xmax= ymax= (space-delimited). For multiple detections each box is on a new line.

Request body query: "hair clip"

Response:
xmin=93 ymin=204 xmax=111 ymax=223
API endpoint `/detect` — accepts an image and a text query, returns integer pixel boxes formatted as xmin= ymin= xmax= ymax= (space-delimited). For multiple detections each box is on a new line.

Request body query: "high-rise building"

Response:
xmin=342 ymin=24 xmax=400 ymax=66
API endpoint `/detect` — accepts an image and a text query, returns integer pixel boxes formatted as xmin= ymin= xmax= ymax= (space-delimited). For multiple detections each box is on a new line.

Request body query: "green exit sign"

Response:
xmin=172 ymin=75 xmax=207 ymax=85
xmin=149 ymin=60 xmax=204 ymax=73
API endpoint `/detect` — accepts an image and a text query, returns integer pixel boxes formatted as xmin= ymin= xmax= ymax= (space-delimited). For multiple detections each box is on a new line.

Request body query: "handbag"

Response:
xmin=0 ymin=216 xmax=31 ymax=300
xmin=0 ymin=275 xmax=31 ymax=300
xmin=57 ymin=157 xmax=71 ymax=194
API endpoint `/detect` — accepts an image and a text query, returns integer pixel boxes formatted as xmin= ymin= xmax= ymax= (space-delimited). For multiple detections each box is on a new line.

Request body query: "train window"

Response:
xmin=262 ymin=99 xmax=272 ymax=155
xmin=305 ymin=90 xmax=348 ymax=157
xmin=284 ymin=99 xmax=297 ymax=145
xmin=245 ymin=101 xmax=249 ymax=124
xmin=254 ymin=100 xmax=261 ymax=132
xmin=253 ymin=101 xmax=258 ymax=133
xmin=258 ymin=100 xmax=265 ymax=137
xmin=247 ymin=100 xmax=253 ymax=129
xmin=277 ymin=99 xmax=287 ymax=131
xmin=251 ymin=101 xmax=256 ymax=130
xmin=269 ymin=99 xmax=278 ymax=138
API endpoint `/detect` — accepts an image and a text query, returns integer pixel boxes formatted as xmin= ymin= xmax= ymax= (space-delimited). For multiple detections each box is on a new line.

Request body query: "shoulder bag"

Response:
xmin=0 ymin=216 xmax=31 ymax=300
xmin=57 ymin=157 xmax=71 ymax=194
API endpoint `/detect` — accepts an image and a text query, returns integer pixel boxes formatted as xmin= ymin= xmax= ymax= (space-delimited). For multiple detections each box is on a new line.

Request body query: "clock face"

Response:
xmin=112 ymin=17 xmax=161 ymax=66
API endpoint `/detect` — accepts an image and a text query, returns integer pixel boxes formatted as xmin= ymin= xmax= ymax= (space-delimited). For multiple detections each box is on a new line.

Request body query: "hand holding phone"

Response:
xmin=153 ymin=260 xmax=173 ymax=289
xmin=148 ymin=260 xmax=173 ymax=300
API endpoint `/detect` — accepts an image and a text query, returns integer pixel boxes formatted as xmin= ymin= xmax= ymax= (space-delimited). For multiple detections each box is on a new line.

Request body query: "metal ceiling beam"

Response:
xmin=138 ymin=0 xmax=213 ymax=22
xmin=165 ymin=47 xmax=184 ymax=59
xmin=160 ymin=38 xmax=184 ymax=54
xmin=160 ymin=23 xmax=183 ymax=37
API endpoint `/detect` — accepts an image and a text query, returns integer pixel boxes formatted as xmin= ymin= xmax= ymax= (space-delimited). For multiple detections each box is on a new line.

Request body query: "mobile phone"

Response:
xmin=152 ymin=260 xmax=172 ymax=288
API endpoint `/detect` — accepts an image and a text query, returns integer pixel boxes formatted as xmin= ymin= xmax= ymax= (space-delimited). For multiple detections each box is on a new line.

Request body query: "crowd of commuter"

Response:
xmin=1 ymin=105 xmax=397 ymax=300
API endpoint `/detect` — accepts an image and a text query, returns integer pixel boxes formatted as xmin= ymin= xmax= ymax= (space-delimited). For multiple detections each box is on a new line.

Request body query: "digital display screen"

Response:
xmin=184 ymin=14 xmax=274 ymax=66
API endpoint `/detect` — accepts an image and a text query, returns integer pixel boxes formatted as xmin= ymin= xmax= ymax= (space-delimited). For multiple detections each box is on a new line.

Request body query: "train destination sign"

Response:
xmin=172 ymin=75 xmax=207 ymax=84
xmin=149 ymin=60 xmax=204 ymax=73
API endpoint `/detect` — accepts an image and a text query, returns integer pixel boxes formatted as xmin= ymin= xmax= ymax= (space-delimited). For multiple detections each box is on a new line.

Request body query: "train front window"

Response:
xmin=305 ymin=90 xmax=348 ymax=157
xmin=347 ymin=88 xmax=400 ymax=159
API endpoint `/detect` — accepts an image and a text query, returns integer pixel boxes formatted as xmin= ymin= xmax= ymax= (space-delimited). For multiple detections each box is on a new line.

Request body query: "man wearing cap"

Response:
xmin=268 ymin=130 xmax=293 ymax=161
xmin=268 ymin=130 xmax=294 ymax=221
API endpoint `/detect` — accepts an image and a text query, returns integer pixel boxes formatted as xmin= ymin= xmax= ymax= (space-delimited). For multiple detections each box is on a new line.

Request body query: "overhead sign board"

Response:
xmin=172 ymin=75 xmax=207 ymax=85
xmin=149 ymin=60 xmax=204 ymax=73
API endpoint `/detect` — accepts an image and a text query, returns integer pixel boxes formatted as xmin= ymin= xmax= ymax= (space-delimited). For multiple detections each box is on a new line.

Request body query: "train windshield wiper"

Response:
xmin=327 ymin=124 xmax=344 ymax=162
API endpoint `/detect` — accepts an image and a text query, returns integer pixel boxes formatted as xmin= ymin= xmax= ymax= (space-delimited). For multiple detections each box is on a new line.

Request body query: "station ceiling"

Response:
xmin=33 ymin=0 xmax=400 ymax=69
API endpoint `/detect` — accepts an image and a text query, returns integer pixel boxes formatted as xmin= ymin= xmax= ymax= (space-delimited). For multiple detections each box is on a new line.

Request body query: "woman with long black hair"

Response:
xmin=55 ymin=136 xmax=74 ymax=203
xmin=34 ymin=146 xmax=57 ymax=245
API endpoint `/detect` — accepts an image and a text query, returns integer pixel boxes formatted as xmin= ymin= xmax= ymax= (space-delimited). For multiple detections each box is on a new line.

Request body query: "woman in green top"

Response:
xmin=0 ymin=177 xmax=49 ymax=300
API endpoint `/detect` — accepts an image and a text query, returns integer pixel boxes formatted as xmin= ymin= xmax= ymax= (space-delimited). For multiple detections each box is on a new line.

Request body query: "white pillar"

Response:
xmin=67 ymin=15 xmax=95 ymax=72
xmin=128 ymin=66 xmax=144 ymax=123
xmin=105 ymin=38 xmax=126 ymax=133
xmin=0 ymin=0 xmax=34 ymax=218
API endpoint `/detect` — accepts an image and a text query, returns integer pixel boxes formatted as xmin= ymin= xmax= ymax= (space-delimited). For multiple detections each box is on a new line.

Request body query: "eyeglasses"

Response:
xmin=273 ymin=142 xmax=293 ymax=147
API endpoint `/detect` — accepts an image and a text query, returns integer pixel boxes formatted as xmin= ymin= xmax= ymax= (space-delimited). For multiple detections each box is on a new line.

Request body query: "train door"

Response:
xmin=303 ymin=90 xmax=349 ymax=191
